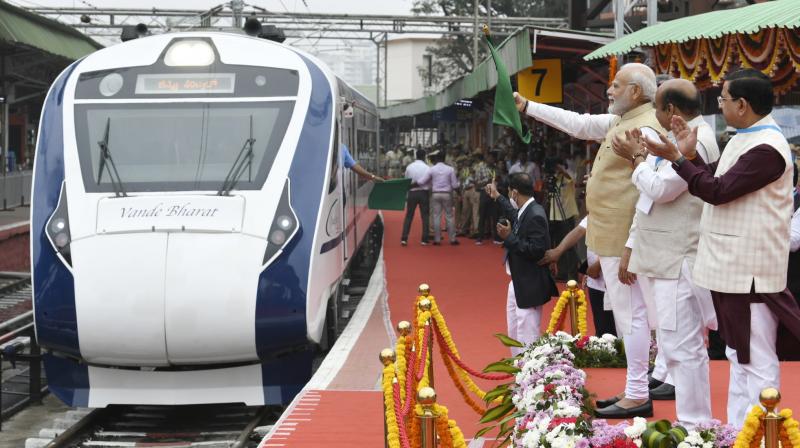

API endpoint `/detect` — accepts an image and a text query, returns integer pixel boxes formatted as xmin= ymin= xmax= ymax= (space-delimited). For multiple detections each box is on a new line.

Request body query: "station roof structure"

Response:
xmin=585 ymin=0 xmax=800 ymax=61
xmin=379 ymin=25 xmax=613 ymax=120
xmin=0 ymin=1 xmax=101 ymax=61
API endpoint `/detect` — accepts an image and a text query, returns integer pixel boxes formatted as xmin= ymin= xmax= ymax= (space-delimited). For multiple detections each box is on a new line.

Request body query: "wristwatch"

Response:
xmin=671 ymin=156 xmax=687 ymax=170
xmin=631 ymin=152 xmax=646 ymax=167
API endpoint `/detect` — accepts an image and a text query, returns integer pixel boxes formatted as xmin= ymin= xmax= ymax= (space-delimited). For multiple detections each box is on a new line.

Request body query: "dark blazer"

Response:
xmin=497 ymin=195 xmax=558 ymax=308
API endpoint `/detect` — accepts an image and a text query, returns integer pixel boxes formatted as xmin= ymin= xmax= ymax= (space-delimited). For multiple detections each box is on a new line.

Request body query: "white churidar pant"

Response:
xmin=506 ymin=280 xmax=543 ymax=357
xmin=638 ymin=259 xmax=713 ymax=429
xmin=725 ymin=302 xmax=779 ymax=429
xmin=600 ymin=256 xmax=650 ymax=401
xmin=651 ymin=350 xmax=673 ymax=386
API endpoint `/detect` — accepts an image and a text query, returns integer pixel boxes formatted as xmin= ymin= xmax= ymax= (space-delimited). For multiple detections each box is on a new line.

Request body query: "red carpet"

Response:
xmin=381 ymin=210 xmax=800 ymax=438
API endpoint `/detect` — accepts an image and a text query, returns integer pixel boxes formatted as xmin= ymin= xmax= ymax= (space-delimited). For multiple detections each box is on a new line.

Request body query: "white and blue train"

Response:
xmin=31 ymin=31 xmax=379 ymax=407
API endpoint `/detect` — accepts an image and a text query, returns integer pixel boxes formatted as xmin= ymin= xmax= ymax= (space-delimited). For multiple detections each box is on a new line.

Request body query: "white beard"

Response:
xmin=608 ymin=94 xmax=633 ymax=115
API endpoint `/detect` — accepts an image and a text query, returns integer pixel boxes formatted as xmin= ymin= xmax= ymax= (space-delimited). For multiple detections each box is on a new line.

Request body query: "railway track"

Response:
xmin=42 ymin=404 xmax=281 ymax=447
xmin=0 ymin=272 xmax=32 ymax=324
xmin=0 ymin=272 xmax=46 ymax=428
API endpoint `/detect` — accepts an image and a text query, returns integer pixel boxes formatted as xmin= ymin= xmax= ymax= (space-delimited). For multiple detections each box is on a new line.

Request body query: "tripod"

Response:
xmin=546 ymin=174 xmax=577 ymax=281
xmin=545 ymin=175 xmax=567 ymax=222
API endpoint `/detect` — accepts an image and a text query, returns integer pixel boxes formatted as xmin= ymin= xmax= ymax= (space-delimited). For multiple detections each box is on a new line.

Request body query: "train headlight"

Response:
xmin=262 ymin=180 xmax=300 ymax=267
xmin=269 ymin=229 xmax=287 ymax=246
xmin=45 ymin=182 xmax=73 ymax=266
xmin=276 ymin=215 xmax=293 ymax=231
xmin=98 ymin=73 xmax=124 ymax=97
xmin=50 ymin=218 xmax=67 ymax=233
xmin=164 ymin=39 xmax=216 ymax=67
xmin=54 ymin=233 xmax=70 ymax=248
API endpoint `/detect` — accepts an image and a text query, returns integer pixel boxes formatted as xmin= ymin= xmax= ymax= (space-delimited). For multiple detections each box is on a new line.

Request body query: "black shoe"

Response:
xmin=432 ymin=241 xmax=441 ymax=246
xmin=649 ymin=383 xmax=675 ymax=400
xmin=594 ymin=400 xmax=654 ymax=419
xmin=450 ymin=240 xmax=460 ymax=246
xmin=648 ymin=377 xmax=664 ymax=390
xmin=595 ymin=395 xmax=623 ymax=409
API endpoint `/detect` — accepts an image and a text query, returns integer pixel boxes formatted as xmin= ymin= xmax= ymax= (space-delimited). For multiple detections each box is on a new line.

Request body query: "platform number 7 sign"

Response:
xmin=518 ymin=59 xmax=562 ymax=104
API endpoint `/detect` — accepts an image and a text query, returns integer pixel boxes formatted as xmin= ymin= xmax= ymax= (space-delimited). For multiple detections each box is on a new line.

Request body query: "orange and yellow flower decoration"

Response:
xmin=546 ymin=287 xmax=588 ymax=336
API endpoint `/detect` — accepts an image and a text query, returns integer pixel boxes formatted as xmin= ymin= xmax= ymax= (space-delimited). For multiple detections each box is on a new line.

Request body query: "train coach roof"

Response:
xmin=0 ymin=1 xmax=102 ymax=60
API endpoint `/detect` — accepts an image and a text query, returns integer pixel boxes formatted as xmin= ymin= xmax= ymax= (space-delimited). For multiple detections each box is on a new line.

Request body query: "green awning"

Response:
xmin=0 ymin=1 xmax=101 ymax=60
xmin=379 ymin=27 xmax=532 ymax=120
xmin=585 ymin=0 xmax=800 ymax=61
xmin=380 ymin=25 xmax=612 ymax=119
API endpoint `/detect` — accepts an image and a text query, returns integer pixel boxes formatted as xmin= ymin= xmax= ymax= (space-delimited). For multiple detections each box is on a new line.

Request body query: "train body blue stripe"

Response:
xmin=255 ymin=54 xmax=332 ymax=403
xmin=43 ymin=354 xmax=90 ymax=407
xmin=32 ymin=62 xmax=82 ymax=357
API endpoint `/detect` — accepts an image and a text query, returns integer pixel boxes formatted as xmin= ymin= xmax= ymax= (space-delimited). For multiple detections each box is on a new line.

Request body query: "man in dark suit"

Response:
xmin=488 ymin=172 xmax=558 ymax=355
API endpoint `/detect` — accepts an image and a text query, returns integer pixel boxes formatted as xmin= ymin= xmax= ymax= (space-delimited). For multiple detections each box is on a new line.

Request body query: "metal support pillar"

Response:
xmin=383 ymin=33 xmax=388 ymax=107
xmin=472 ymin=0 xmax=479 ymax=70
xmin=647 ymin=0 xmax=657 ymax=26
xmin=375 ymin=35 xmax=381 ymax=108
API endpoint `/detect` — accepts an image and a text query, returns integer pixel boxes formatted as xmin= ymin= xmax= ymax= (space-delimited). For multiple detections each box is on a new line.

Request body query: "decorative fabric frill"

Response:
xmin=648 ymin=28 xmax=800 ymax=93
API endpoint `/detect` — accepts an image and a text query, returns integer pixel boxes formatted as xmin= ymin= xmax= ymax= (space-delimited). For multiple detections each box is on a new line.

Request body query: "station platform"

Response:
xmin=259 ymin=211 xmax=800 ymax=447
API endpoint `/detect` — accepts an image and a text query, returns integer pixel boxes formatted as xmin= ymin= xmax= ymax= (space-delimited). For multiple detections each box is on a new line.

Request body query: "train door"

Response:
xmin=339 ymin=115 xmax=355 ymax=262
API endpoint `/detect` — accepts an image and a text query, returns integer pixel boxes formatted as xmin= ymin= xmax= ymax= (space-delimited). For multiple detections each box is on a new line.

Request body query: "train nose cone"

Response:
xmin=72 ymin=230 xmax=266 ymax=366
xmin=162 ymin=233 xmax=264 ymax=364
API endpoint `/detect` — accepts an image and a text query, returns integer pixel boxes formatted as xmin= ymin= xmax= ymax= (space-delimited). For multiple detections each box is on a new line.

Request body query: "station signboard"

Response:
xmin=517 ymin=59 xmax=562 ymax=104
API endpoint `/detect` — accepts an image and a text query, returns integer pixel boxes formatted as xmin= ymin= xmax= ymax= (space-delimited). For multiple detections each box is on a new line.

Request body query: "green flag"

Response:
xmin=485 ymin=34 xmax=531 ymax=144
xmin=368 ymin=178 xmax=412 ymax=210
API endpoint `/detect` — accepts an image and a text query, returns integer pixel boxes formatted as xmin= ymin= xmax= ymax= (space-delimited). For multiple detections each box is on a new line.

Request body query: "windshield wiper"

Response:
xmin=96 ymin=117 xmax=128 ymax=198
xmin=217 ymin=115 xmax=256 ymax=196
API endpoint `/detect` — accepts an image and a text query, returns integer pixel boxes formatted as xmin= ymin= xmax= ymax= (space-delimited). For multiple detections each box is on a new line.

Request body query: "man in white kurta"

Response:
xmin=515 ymin=63 xmax=662 ymax=418
xmin=612 ymin=79 xmax=719 ymax=428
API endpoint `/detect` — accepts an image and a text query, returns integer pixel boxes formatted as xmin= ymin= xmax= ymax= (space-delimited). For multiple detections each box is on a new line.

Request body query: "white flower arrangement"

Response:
xmin=677 ymin=430 xmax=715 ymax=448
xmin=585 ymin=335 xmax=617 ymax=355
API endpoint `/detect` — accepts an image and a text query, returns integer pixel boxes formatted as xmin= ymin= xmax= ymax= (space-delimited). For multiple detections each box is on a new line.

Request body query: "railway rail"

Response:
xmin=43 ymin=404 xmax=281 ymax=447
xmin=0 ymin=272 xmax=47 ymax=429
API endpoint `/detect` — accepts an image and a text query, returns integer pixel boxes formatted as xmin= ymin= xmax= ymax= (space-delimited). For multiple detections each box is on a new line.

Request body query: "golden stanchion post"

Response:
xmin=398 ymin=320 xmax=412 ymax=336
xmin=761 ymin=387 xmax=782 ymax=448
xmin=419 ymin=283 xmax=431 ymax=297
xmin=418 ymin=298 xmax=434 ymax=388
xmin=380 ymin=348 xmax=396 ymax=448
xmin=566 ymin=280 xmax=579 ymax=336
xmin=418 ymin=386 xmax=438 ymax=448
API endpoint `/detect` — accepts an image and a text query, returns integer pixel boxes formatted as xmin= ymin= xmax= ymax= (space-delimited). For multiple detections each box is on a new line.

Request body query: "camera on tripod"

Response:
xmin=542 ymin=156 xmax=565 ymax=176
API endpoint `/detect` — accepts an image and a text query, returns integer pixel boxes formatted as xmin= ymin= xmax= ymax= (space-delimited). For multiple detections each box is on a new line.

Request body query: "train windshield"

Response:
xmin=74 ymin=101 xmax=294 ymax=193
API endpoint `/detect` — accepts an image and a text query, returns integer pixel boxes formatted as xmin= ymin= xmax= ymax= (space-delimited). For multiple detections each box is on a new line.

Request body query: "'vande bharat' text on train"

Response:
xmin=119 ymin=203 xmax=220 ymax=218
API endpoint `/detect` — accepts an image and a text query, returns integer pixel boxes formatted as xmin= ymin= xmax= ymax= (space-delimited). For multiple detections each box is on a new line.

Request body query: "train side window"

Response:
xmin=328 ymin=124 xmax=339 ymax=194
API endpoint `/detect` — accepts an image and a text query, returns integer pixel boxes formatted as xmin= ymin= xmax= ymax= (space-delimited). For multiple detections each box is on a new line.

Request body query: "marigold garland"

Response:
xmin=396 ymin=334 xmax=408 ymax=403
xmin=546 ymin=288 xmax=588 ymax=336
xmin=427 ymin=295 xmax=492 ymax=401
xmin=780 ymin=409 xmax=800 ymax=448
xmin=734 ymin=405 xmax=765 ymax=448
xmin=383 ymin=364 xmax=402 ymax=448
xmin=411 ymin=403 xmax=467 ymax=448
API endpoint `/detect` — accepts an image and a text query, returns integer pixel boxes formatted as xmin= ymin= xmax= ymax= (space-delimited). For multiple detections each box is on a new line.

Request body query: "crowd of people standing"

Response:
xmin=384 ymin=136 xmax=583 ymax=253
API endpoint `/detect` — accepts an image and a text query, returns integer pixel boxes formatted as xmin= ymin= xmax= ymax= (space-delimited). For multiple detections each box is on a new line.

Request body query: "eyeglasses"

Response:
xmin=717 ymin=96 xmax=741 ymax=107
